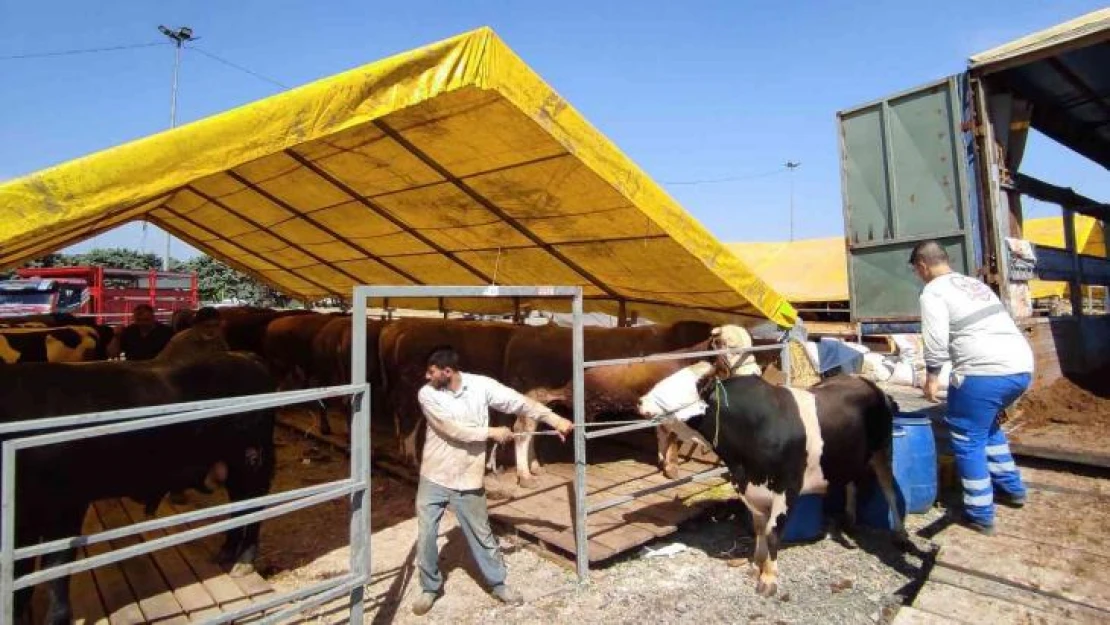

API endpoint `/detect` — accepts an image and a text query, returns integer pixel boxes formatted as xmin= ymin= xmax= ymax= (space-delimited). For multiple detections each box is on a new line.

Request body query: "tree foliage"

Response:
xmin=176 ymin=255 xmax=290 ymax=307
xmin=2 ymin=249 xmax=290 ymax=307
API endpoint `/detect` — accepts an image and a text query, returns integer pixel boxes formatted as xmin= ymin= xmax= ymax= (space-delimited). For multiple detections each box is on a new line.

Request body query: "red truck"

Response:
xmin=0 ymin=266 xmax=199 ymax=325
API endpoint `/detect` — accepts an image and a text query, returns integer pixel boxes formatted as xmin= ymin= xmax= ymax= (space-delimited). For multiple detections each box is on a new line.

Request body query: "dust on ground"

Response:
xmin=253 ymin=425 xmax=944 ymax=624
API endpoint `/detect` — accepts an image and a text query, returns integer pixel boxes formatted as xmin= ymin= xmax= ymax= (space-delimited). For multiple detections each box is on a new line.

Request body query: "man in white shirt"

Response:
xmin=411 ymin=345 xmax=574 ymax=616
xmin=911 ymin=240 xmax=1033 ymax=535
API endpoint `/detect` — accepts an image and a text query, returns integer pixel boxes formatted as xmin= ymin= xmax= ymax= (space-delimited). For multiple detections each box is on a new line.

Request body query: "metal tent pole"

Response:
xmin=571 ymin=290 xmax=589 ymax=582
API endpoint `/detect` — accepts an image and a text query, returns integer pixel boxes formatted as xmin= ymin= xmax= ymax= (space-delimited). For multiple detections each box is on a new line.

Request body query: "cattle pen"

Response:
xmin=0 ymin=378 xmax=372 ymax=622
xmin=321 ymin=284 xmax=795 ymax=585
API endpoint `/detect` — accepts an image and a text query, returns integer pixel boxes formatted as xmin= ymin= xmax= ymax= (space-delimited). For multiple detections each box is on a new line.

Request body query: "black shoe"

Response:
xmin=959 ymin=518 xmax=995 ymax=536
xmin=996 ymin=493 xmax=1026 ymax=509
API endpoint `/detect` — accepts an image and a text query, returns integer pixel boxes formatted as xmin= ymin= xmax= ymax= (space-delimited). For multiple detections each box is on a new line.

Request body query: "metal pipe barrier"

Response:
xmin=0 ymin=383 xmax=371 ymax=621
xmin=349 ymin=286 xmax=590 ymax=583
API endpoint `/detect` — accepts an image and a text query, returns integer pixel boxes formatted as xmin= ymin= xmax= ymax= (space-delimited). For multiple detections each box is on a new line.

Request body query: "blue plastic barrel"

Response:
xmin=893 ymin=415 xmax=938 ymax=513
xmin=857 ymin=414 xmax=937 ymax=528
xmin=782 ymin=494 xmax=825 ymax=543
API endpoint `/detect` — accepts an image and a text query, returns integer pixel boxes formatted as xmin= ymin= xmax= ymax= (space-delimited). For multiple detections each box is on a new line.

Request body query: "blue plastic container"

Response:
xmin=858 ymin=414 xmax=938 ymax=528
xmin=892 ymin=415 xmax=938 ymax=513
xmin=782 ymin=494 xmax=825 ymax=543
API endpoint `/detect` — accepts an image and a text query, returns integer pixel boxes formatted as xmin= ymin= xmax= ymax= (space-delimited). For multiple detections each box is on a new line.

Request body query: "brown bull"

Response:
xmin=378 ymin=319 xmax=522 ymax=464
xmin=504 ymin=321 xmax=714 ymax=486
xmin=309 ymin=316 xmax=389 ymax=435
xmin=222 ymin=308 xmax=315 ymax=355
xmin=261 ymin=312 xmax=339 ymax=389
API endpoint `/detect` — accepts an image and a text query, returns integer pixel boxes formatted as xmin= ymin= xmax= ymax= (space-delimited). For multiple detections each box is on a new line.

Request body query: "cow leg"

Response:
xmin=514 ymin=415 xmax=539 ymax=488
xmin=14 ymin=557 xmax=34 ymax=625
xmin=316 ymin=398 xmax=332 ymax=435
xmin=656 ymin=427 xmax=680 ymax=479
xmin=222 ymin=522 xmax=262 ymax=577
xmin=870 ymin=449 xmax=910 ymax=547
xmin=749 ymin=511 xmax=769 ymax=580
xmin=756 ymin=492 xmax=789 ymax=597
xmin=41 ymin=547 xmax=77 ymax=625
xmin=36 ymin=505 xmax=83 ymax=625
xmin=844 ymin=482 xmax=858 ymax=531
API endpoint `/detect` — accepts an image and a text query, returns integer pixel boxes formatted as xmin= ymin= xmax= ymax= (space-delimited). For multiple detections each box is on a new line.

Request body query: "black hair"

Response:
xmin=909 ymin=240 xmax=949 ymax=267
xmin=426 ymin=344 xmax=460 ymax=370
xmin=194 ymin=306 xmax=221 ymax=324
xmin=132 ymin=304 xmax=154 ymax=315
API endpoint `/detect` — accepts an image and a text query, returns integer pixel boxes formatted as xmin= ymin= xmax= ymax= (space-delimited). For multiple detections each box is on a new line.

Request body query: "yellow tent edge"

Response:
xmin=0 ymin=26 xmax=797 ymax=328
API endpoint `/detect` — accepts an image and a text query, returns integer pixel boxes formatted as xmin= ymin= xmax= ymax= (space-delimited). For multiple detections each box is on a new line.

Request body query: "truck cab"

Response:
xmin=0 ymin=278 xmax=87 ymax=318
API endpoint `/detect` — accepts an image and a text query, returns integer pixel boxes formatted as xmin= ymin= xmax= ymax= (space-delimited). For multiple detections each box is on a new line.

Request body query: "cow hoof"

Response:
xmin=756 ymin=579 xmax=778 ymax=598
xmin=663 ymin=465 xmax=680 ymax=480
xmin=892 ymin=530 xmax=912 ymax=551
xmin=529 ymin=462 xmax=546 ymax=475
xmin=747 ymin=564 xmax=761 ymax=579
xmin=230 ymin=561 xmax=256 ymax=578
xmin=518 ymin=476 xmax=539 ymax=489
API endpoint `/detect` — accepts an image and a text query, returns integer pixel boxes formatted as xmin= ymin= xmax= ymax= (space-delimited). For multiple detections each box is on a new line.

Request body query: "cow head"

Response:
xmin=710 ymin=325 xmax=762 ymax=377
xmin=637 ymin=361 xmax=715 ymax=421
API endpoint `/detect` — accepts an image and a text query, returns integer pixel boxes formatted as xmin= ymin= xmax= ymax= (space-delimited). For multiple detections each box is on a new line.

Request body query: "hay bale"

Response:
xmin=754 ymin=339 xmax=820 ymax=388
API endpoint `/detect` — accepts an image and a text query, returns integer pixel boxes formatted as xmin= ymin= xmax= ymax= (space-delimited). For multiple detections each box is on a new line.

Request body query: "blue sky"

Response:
xmin=1 ymin=0 xmax=1106 ymax=260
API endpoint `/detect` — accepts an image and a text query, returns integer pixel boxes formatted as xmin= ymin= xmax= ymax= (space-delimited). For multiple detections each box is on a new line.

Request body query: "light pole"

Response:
xmin=157 ymin=25 xmax=195 ymax=270
xmin=785 ymin=161 xmax=801 ymax=241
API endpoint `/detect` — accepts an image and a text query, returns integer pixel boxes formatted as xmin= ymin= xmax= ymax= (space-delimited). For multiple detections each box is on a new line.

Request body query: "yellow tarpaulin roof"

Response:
xmin=0 ymin=28 xmax=796 ymax=328
xmin=1025 ymin=215 xmax=1106 ymax=299
xmin=728 ymin=237 xmax=849 ymax=303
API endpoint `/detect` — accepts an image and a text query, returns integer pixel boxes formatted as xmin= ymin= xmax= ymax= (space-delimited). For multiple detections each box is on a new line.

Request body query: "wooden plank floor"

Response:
xmin=278 ymin=409 xmax=729 ymax=565
xmin=485 ymin=455 xmax=727 ymax=563
xmin=28 ymin=496 xmax=277 ymax=624
xmin=904 ymin=463 xmax=1110 ymax=624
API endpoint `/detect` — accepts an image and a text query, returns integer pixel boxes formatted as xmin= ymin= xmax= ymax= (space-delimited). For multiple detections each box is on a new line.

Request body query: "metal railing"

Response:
xmin=0 ymin=372 xmax=372 ymax=621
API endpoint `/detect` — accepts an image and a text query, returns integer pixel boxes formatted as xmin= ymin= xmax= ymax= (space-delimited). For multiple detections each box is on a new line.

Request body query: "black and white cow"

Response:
xmin=637 ymin=353 xmax=907 ymax=597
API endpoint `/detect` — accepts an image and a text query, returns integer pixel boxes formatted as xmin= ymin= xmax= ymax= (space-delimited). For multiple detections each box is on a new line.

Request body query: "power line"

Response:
xmin=0 ymin=41 xmax=168 ymax=61
xmin=662 ymin=167 xmax=787 ymax=186
xmin=187 ymin=45 xmax=289 ymax=90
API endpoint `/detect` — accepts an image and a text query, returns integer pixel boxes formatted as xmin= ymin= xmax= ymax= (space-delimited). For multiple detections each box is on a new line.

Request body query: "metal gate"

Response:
xmin=351 ymin=285 xmax=791 ymax=583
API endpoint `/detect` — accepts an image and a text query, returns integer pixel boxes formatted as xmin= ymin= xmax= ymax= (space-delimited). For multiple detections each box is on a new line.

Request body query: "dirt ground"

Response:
xmin=251 ymin=424 xmax=945 ymax=624
xmin=1013 ymin=364 xmax=1110 ymax=432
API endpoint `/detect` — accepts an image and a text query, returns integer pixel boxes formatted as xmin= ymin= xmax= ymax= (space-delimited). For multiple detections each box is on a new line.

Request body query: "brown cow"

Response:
xmin=308 ymin=316 xmax=389 ymax=435
xmin=378 ymin=319 xmax=524 ymax=464
xmin=373 ymin=318 xmax=724 ymax=487
xmin=520 ymin=325 xmax=758 ymax=484
xmin=503 ymin=321 xmax=714 ymax=485
xmin=261 ymin=312 xmax=341 ymax=390
xmin=222 ymin=308 xmax=315 ymax=355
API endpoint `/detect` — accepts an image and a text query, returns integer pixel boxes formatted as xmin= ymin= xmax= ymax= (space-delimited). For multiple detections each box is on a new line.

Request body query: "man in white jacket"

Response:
xmin=410 ymin=345 xmax=574 ymax=616
xmin=911 ymin=240 xmax=1033 ymax=535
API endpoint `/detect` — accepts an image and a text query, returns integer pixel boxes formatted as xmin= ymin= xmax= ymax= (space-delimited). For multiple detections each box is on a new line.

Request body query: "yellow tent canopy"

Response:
xmin=0 ymin=27 xmax=795 ymax=328
xmin=1025 ymin=215 xmax=1107 ymax=299
xmin=728 ymin=237 xmax=849 ymax=304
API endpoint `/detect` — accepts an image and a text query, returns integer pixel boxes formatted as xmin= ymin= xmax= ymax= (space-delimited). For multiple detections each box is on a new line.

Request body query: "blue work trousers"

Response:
xmin=416 ymin=477 xmax=507 ymax=594
xmin=945 ymin=373 xmax=1030 ymax=526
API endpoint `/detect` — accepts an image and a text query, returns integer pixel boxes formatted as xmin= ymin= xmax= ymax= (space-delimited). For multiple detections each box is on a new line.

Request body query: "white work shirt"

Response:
xmin=416 ymin=372 xmax=565 ymax=491
xmin=920 ymin=272 xmax=1034 ymax=378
